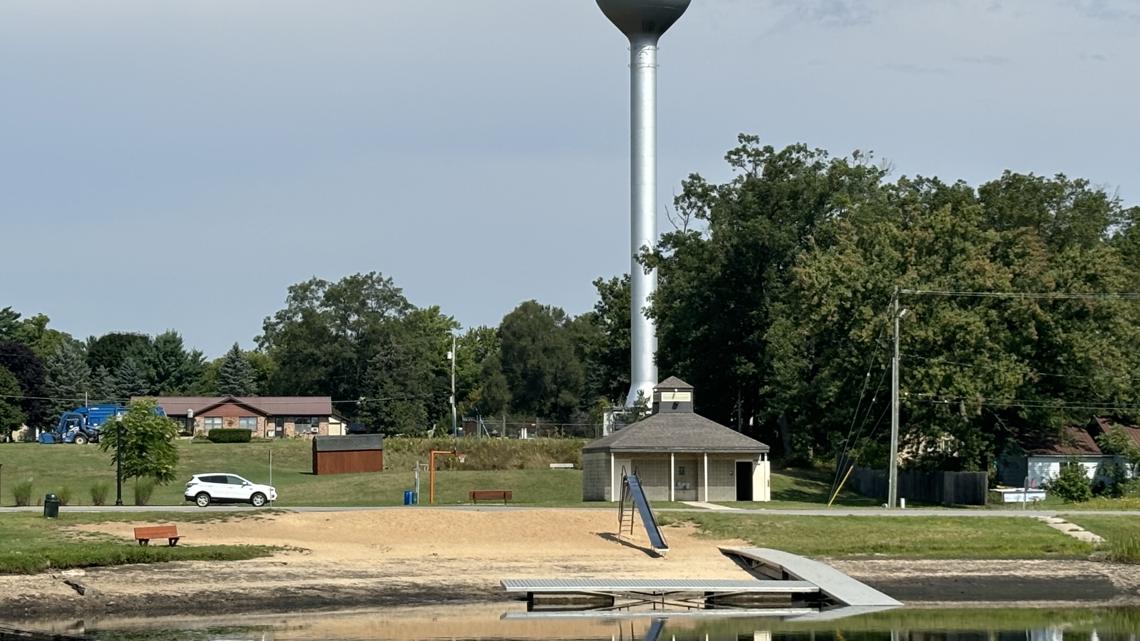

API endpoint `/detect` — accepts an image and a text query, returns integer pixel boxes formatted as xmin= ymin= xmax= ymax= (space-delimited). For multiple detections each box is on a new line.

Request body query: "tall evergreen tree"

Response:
xmin=42 ymin=341 xmax=91 ymax=418
xmin=0 ymin=366 xmax=26 ymax=437
xmin=148 ymin=331 xmax=205 ymax=394
xmin=90 ymin=365 xmax=118 ymax=404
xmin=114 ymin=356 xmax=152 ymax=399
xmin=217 ymin=343 xmax=258 ymax=396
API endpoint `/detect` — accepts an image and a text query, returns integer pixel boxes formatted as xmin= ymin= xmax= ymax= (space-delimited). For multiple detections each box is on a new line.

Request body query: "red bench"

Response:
xmin=469 ymin=490 xmax=512 ymax=504
xmin=133 ymin=525 xmax=181 ymax=547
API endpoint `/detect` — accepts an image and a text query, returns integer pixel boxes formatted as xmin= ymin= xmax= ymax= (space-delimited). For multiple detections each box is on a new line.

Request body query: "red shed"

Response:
xmin=312 ymin=435 xmax=384 ymax=475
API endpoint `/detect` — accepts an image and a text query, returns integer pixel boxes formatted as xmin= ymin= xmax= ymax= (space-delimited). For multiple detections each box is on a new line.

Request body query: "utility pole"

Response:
xmin=114 ymin=420 xmax=124 ymax=506
xmin=449 ymin=335 xmax=457 ymax=438
xmin=888 ymin=289 xmax=905 ymax=509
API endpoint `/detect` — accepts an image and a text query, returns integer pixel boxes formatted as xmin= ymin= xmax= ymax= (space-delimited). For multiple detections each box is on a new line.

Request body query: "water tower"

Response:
xmin=597 ymin=0 xmax=691 ymax=407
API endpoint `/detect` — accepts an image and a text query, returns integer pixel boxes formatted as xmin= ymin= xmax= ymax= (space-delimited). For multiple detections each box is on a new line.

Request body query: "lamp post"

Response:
xmin=448 ymin=336 xmax=457 ymax=437
xmin=428 ymin=449 xmax=464 ymax=505
xmin=114 ymin=419 xmax=124 ymax=506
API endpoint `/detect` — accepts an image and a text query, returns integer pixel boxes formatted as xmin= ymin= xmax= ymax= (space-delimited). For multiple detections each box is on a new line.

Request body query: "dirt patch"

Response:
xmin=1 ymin=509 xmax=1139 ymax=622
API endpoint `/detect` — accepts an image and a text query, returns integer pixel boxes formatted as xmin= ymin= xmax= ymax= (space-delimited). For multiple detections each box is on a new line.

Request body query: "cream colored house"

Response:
xmin=581 ymin=378 xmax=771 ymax=503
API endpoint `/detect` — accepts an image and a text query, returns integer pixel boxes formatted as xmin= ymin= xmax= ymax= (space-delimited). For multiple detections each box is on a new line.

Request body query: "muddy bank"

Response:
xmin=1 ymin=510 xmax=1139 ymax=622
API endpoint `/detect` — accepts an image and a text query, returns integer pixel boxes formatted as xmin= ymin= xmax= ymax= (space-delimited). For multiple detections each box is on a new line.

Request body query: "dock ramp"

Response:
xmin=619 ymin=471 xmax=668 ymax=553
xmin=719 ymin=547 xmax=901 ymax=609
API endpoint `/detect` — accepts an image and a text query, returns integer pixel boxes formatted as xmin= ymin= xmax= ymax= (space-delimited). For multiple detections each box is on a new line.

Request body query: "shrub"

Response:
xmin=13 ymin=480 xmax=33 ymax=507
xmin=1046 ymin=461 xmax=1093 ymax=503
xmin=56 ymin=486 xmax=73 ymax=506
xmin=206 ymin=429 xmax=252 ymax=444
xmin=133 ymin=478 xmax=156 ymax=506
xmin=90 ymin=482 xmax=110 ymax=506
xmin=1093 ymin=461 xmax=1128 ymax=498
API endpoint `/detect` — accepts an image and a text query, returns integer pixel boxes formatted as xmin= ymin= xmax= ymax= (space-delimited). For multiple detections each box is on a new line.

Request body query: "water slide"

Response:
xmin=621 ymin=471 xmax=669 ymax=553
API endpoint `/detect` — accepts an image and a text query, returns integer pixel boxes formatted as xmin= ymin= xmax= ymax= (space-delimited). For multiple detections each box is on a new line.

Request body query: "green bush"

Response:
xmin=1046 ymin=461 xmax=1093 ymax=503
xmin=206 ymin=429 xmax=252 ymax=444
xmin=56 ymin=487 xmax=73 ymax=506
xmin=13 ymin=480 xmax=33 ymax=507
xmin=90 ymin=482 xmax=110 ymax=506
xmin=133 ymin=478 xmax=156 ymax=506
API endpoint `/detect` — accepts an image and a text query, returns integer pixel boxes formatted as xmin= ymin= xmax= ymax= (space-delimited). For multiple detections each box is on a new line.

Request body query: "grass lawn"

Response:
xmin=659 ymin=512 xmax=1094 ymax=559
xmin=1 ymin=441 xmax=881 ymax=509
xmin=1064 ymin=515 xmax=1140 ymax=563
xmin=0 ymin=440 xmax=590 ymax=507
xmin=0 ymin=511 xmax=275 ymax=574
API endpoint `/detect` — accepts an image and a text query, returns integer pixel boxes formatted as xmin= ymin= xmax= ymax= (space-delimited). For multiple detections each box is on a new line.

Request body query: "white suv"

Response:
xmin=184 ymin=473 xmax=277 ymax=508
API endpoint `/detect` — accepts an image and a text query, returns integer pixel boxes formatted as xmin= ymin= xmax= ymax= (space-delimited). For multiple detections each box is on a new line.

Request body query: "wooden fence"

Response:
xmin=850 ymin=468 xmax=989 ymax=506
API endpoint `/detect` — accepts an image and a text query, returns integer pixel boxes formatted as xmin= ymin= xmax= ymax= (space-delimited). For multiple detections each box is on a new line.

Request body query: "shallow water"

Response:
xmin=17 ymin=604 xmax=1140 ymax=641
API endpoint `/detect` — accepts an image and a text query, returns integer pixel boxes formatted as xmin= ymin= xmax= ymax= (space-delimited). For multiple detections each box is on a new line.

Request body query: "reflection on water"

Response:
xmin=15 ymin=605 xmax=1140 ymax=641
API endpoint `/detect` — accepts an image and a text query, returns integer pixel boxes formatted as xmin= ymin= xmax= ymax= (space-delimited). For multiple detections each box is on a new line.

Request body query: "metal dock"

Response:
xmin=502 ymin=578 xmax=820 ymax=611
xmin=719 ymin=547 xmax=902 ymax=608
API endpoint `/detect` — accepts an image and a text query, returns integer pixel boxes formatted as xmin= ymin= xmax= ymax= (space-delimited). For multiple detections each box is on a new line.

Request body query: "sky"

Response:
xmin=2 ymin=0 xmax=1138 ymax=358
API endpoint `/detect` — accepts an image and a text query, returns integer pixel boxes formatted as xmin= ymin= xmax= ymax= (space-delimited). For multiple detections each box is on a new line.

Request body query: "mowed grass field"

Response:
xmin=0 ymin=439 xmax=877 ymax=508
xmin=0 ymin=439 xmax=588 ymax=507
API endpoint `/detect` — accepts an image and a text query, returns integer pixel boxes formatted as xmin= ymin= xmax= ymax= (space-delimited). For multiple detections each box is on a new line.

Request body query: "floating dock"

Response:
xmin=502 ymin=548 xmax=900 ymax=620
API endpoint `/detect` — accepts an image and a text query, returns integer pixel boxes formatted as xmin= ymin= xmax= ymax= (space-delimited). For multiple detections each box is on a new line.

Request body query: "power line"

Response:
xmin=900 ymin=289 xmax=1140 ymax=300
xmin=900 ymin=353 xmax=1134 ymax=382
xmin=908 ymin=393 xmax=1140 ymax=412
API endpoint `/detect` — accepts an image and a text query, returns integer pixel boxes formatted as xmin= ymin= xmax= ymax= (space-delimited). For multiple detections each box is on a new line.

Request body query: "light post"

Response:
xmin=888 ymin=292 xmax=909 ymax=509
xmin=114 ymin=419 xmax=124 ymax=506
xmin=428 ymin=449 xmax=464 ymax=505
xmin=448 ymin=336 xmax=457 ymax=437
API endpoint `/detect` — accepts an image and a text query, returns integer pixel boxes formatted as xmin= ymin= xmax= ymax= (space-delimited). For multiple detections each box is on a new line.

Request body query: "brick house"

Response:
xmin=135 ymin=396 xmax=344 ymax=438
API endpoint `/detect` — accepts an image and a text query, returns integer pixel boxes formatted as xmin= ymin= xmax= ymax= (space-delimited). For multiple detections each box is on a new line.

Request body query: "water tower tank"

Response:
xmin=597 ymin=0 xmax=691 ymax=38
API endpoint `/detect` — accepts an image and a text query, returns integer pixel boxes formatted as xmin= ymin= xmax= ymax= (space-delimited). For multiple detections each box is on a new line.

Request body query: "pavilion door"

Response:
xmin=736 ymin=461 xmax=753 ymax=501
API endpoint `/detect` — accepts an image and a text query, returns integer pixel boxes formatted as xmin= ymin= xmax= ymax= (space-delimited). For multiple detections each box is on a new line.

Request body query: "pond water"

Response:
xmin=18 ymin=604 xmax=1140 ymax=641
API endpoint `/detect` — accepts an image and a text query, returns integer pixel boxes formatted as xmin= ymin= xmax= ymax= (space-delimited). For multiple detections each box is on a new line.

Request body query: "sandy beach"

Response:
xmin=1 ymin=508 xmax=1138 ymax=621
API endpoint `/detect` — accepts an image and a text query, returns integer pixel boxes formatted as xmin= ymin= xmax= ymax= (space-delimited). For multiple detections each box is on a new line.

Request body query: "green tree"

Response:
xmin=1045 ymin=460 xmax=1093 ymax=503
xmin=89 ymin=365 xmax=118 ymax=404
xmin=114 ymin=356 xmax=153 ymax=399
xmin=1096 ymin=425 xmax=1140 ymax=478
xmin=259 ymin=272 xmax=412 ymax=414
xmin=498 ymin=301 xmax=584 ymax=421
xmin=148 ymin=331 xmax=205 ymax=394
xmin=98 ymin=400 xmax=180 ymax=484
xmin=359 ymin=307 xmax=456 ymax=435
xmin=0 ymin=366 xmax=26 ymax=438
xmin=577 ymin=275 xmax=631 ymax=405
xmin=42 ymin=341 xmax=92 ymax=419
xmin=0 ymin=341 xmax=48 ymax=429
xmin=86 ymin=332 xmax=152 ymax=373
xmin=217 ymin=343 xmax=258 ymax=396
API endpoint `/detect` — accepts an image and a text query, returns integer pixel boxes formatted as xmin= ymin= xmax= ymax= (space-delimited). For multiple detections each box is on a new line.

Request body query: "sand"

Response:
xmin=1 ymin=508 xmax=1138 ymax=622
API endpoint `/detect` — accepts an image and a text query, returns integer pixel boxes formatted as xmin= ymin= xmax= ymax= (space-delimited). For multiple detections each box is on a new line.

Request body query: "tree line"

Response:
xmin=3 ymin=135 xmax=1138 ymax=473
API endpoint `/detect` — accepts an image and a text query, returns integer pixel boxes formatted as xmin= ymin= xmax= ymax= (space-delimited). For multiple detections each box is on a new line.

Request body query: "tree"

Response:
xmin=148 ymin=331 xmax=205 ymax=394
xmin=42 ymin=341 xmax=91 ymax=419
xmin=114 ymin=356 xmax=152 ymax=399
xmin=86 ymin=332 xmax=152 ymax=373
xmin=217 ymin=343 xmax=258 ymax=396
xmin=1096 ymin=425 xmax=1140 ymax=478
xmin=259 ymin=272 xmax=412 ymax=415
xmin=0 ymin=341 xmax=48 ymax=428
xmin=98 ymin=400 xmax=180 ymax=484
xmin=1045 ymin=460 xmax=1093 ymax=503
xmin=358 ymin=307 xmax=456 ymax=435
xmin=577 ymin=275 xmax=631 ymax=405
xmin=89 ymin=365 xmax=118 ymax=404
xmin=0 ymin=366 xmax=26 ymax=438
xmin=498 ymin=301 xmax=585 ymax=421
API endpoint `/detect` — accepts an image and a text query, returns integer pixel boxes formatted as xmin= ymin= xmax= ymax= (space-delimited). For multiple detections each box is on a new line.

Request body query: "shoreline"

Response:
xmin=1 ymin=509 xmax=1138 ymax=623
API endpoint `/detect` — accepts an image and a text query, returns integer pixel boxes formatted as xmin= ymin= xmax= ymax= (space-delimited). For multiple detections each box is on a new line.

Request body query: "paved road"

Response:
xmin=3 ymin=504 xmax=1140 ymax=517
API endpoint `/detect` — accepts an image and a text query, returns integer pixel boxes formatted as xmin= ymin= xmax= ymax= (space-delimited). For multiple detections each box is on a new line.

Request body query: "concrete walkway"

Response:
xmin=1039 ymin=516 xmax=1106 ymax=544
xmin=681 ymin=501 xmax=742 ymax=511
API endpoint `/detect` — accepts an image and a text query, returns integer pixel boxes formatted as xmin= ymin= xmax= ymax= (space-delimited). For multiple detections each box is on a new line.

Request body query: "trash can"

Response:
xmin=43 ymin=494 xmax=60 ymax=518
xmin=403 ymin=490 xmax=416 ymax=506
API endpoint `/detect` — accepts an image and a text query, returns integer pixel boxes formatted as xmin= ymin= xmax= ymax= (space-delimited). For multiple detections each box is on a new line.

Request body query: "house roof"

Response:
xmin=1091 ymin=417 xmax=1140 ymax=449
xmin=655 ymin=376 xmax=693 ymax=390
xmin=136 ymin=396 xmax=334 ymax=417
xmin=313 ymin=434 xmax=383 ymax=452
xmin=1024 ymin=424 xmax=1104 ymax=456
xmin=583 ymin=410 xmax=768 ymax=454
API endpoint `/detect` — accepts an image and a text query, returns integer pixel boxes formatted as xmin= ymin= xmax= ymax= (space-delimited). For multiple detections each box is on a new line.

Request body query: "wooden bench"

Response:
xmin=133 ymin=525 xmax=180 ymax=547
xmin=469 ymin=490 xmax=512 ymax=504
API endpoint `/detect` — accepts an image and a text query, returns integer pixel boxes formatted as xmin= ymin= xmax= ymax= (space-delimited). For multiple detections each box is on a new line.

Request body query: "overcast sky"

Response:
xmin=2 ymin=1 xmax=1137 ymax=358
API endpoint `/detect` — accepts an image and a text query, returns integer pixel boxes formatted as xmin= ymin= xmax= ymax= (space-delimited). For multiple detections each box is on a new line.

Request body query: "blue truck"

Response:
xmin=39 ymin=404 xmax=166 ymax=445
